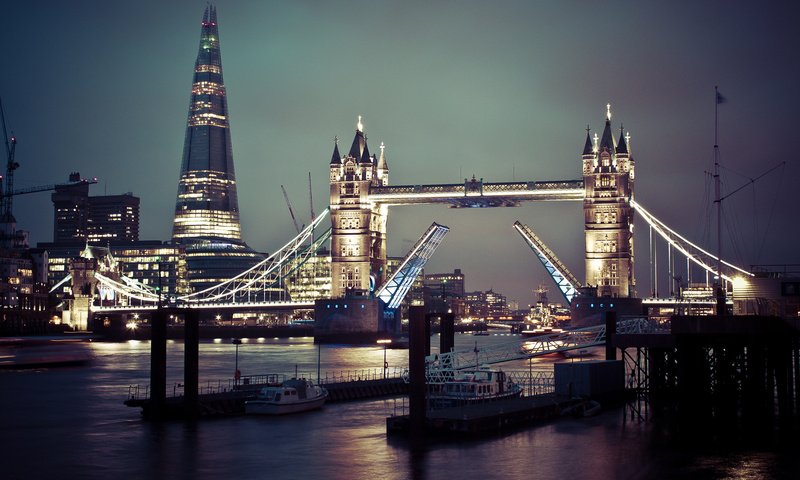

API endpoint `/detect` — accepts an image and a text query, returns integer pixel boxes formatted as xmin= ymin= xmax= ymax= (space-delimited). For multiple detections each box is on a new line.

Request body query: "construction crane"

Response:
xmin=0 ymin=97 xmax=19 ymax=221
xmin=308 ymin=172 xmax=315 ymax=227
xmin=281 ymin=184 xmax=301 ymax=234
xmin=3 ymin=176 xmax=99 ymax=198
xmin=0 ymin=99 xmax=98 ymax=222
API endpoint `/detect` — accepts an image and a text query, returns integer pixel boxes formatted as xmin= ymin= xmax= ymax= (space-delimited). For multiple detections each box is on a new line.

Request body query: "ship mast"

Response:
xmin=714 ymin=86 xmax=725 ymax=315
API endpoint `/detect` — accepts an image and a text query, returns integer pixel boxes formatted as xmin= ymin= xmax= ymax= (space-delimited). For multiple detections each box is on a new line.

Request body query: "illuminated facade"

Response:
xmin=172 ymin=6 xmax=262 ymax=292
xmin=463 ymin=290 xmax=509 ymax=319
xmin=328 ymin=117 xmax=389 ymax=298
xmin=40 ymin=241 xmax=188 ymax=302
xmin=286 ymin=249 xmax=332 ymax=302
xmin=582 ymin=105 xmax=635 ymax=297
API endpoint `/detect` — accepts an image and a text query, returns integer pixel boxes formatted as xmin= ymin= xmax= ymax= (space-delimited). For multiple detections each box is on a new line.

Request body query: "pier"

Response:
xmin=125 ymin=373 xmax=409 ymax=419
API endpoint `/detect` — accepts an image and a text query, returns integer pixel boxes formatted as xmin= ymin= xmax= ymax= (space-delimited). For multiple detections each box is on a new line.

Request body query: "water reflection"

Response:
xmin=0 ymin=333 xmax=796 ymax=479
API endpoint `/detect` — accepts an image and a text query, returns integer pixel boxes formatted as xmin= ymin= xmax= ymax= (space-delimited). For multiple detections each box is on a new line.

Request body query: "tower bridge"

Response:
xmin=82 ymin=103 xmax=760 ymax=341
xmin=65 ymin=1 xmax=753 ymax=335
xmin=327 ymin=105 xmax=635 ymax=304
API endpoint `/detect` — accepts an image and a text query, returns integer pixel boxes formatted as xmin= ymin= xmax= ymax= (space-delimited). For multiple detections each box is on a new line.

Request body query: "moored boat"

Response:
xmin=428 ymin=365 xmax=523 ymax=409
xmin=245 ymin=378 xmax=328 ymax=415
xmin=0 ymin=337 xmax=93 ymax=369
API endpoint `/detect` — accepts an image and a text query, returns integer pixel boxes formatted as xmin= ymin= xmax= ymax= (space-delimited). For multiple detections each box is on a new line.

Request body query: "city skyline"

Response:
xmin=1 ymin=1 xmax=798 ymax=305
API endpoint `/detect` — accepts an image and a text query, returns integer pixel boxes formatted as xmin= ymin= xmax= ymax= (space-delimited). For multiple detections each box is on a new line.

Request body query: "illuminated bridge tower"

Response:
xmin=328 ymin=117 xmax=389 ymax=298
xmin=582 ymin=105 xmax=635 ymax=298
xmin=172 ymin=5 xmax=261 ymax=292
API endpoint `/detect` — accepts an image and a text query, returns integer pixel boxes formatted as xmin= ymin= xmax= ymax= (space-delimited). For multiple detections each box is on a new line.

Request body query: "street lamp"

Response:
xmin=377 ymin=339 xmax=392 ymax=379
xmin=232 ymin=338 xmax=242 ymax=386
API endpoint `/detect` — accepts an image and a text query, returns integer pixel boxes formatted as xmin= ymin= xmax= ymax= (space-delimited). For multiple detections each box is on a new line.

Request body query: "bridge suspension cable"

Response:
xmin=631 ymin=200 xmax=752 ymax=284
xmin=177 ymin=208 xmax=331 ymax=303
xmin=92 ymin=209 xmax=331 ymax=307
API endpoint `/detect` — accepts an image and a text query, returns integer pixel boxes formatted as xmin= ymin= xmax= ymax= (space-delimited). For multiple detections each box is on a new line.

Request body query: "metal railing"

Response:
xmin=125 ymin=367 xmax=407 ymax=400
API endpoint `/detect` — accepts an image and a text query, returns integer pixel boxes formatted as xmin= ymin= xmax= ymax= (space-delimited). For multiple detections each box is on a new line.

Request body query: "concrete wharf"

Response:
xmin=386 ymin=394 xmax=585 ymax=436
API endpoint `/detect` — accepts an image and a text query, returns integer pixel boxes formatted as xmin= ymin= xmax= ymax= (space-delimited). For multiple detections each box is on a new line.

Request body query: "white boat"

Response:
xmin=245 ymin=378 xmax=328 ymax=415
xmin=428 ymin=366 xmax=523 ymax=409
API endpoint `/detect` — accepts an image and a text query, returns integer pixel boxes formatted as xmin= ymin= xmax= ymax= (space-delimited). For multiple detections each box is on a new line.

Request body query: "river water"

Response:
xmin=0 ymin=333 xmax=797 ymax=479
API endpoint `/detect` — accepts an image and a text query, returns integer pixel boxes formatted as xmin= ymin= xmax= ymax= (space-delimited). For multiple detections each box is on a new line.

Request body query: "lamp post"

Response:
xmin=232 ymin=338 xmax=242 ymax=386
xmin=377 ymin=339 xmax=392 ymax=379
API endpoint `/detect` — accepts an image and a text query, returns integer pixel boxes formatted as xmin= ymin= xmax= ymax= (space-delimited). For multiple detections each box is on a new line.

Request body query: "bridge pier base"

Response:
xmin=149 ymin=309 xmax=167 ymax=420
xmin=184 ymin=309 xmax=199 ymax=419
xmin=409 ymin=305 xmax=427 ymax=438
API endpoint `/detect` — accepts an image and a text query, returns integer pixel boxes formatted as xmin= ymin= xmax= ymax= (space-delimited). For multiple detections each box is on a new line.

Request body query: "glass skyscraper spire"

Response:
xmin=173 ymin=5 xmax=241 ymax=241
xmin=172 ymin=6 xmax=262 ymax=293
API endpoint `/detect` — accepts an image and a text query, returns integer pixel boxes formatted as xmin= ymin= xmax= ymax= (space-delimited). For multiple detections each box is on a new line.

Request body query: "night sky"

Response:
xmin=1 ymin=1 xmax=798 ymax=307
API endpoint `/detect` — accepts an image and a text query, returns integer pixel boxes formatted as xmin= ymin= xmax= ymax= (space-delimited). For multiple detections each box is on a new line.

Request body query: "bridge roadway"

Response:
xmin=93 ymin=300 xmax=315 ymax=313
xmin=369 ymin=179 xmax=584 ymax=207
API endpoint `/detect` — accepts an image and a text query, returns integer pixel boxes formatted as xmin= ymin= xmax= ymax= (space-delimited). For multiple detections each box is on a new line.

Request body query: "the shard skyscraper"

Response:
xmin=173 ymin=5 xmax=261 ymax=292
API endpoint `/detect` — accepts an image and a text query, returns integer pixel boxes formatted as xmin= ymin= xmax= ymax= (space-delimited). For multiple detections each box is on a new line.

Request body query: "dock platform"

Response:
xmin=386 ymin=394 xmax=586 ymax=436
xmin=125 ymin=377 xmax=408 ymax=419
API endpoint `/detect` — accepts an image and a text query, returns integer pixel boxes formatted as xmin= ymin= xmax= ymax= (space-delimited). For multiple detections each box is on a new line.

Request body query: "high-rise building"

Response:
xmin=51 ymin=172 xmax=140 ymax=244
xmin=172 ymin=5 xmax=262 ymax=292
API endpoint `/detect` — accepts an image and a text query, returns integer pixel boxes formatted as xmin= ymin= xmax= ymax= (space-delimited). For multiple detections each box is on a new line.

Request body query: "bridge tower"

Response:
xmin=582 ymin=105 xmax=635 ymax=297
xmin=328 ymin=118 xmax=389 ymax=298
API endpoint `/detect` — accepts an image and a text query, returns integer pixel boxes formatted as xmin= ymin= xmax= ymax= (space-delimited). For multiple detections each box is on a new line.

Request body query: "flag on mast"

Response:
xmin=716 ymin=90 xmax=727 ymax=104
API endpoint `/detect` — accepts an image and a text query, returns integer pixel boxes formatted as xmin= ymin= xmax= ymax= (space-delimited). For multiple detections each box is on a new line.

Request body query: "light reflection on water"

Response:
xmin=0 ymin=333 xmax=796 ymax=479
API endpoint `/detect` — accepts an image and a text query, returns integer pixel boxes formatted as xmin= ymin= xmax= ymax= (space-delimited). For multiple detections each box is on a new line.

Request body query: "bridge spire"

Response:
xmin=582 ymin=125 xmax=594 ymax=156
xmin=599 ymin=107 xmax=615 ymax=152
xmin=377 ymin=141 xmax=388 ymax=170
xmin=348 ymin=116 xmax=367 ymax=159
xmin=616 ymin=124 xmax=628 ymax=154
xmin=330 ymin=136 xmax=341 ymax=165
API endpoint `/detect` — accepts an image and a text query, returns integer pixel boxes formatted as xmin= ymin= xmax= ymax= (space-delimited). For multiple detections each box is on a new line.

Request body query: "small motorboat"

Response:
xmin=245 ymin=378 xmax=328 ymax=415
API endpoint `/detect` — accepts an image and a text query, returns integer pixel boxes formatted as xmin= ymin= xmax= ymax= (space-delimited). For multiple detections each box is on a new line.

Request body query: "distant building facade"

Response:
xmin=464 ymin=289 xmax=509 ymax=319
xmin=423 ymin=268 xmax=465 ymax=316
xmin=286 ymin=249 xmax=332 ymax=303
xmin=51 ymin=172 xmax=140 ymax=244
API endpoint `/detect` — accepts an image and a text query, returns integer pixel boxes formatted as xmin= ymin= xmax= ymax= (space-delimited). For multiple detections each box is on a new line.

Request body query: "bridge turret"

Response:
xmin=582 ymin=105 xmax=635 ymax=298
xmin=329 ymin=117 xmax=388 ymax=298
